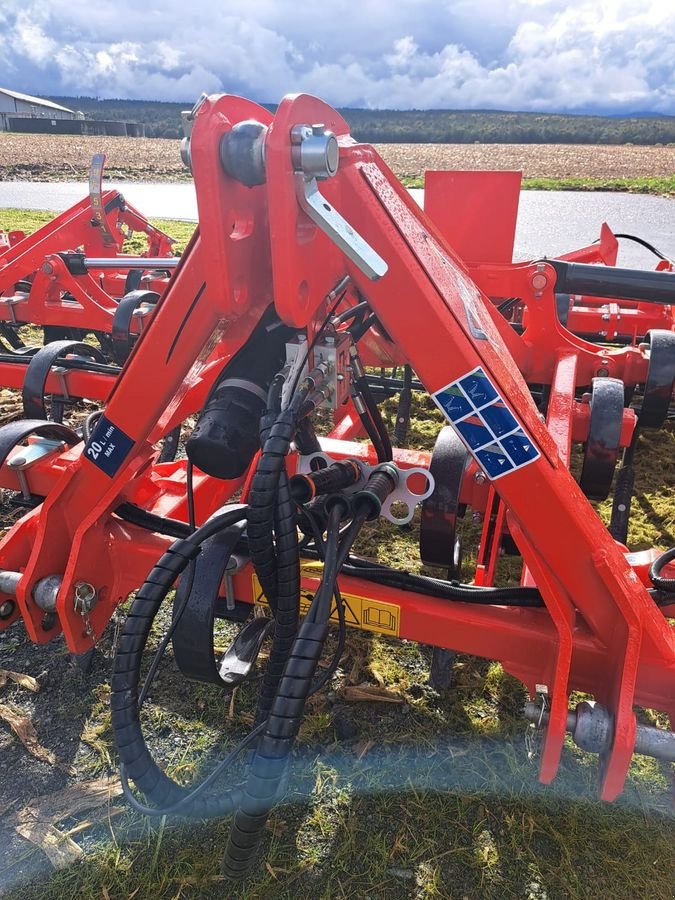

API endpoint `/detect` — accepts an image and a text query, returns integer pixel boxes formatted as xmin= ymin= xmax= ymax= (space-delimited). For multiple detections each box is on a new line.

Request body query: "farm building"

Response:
xmin=0 ymin=88 xmax=145 ymax=136
xmin=0 ymin=88 xmax=78 ymax=130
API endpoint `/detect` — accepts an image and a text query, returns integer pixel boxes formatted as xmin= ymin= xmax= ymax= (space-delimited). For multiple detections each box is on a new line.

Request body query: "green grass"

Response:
xmin=0 ymin=209 xmax=673 ymax=900
xmin=400 ymin=174 xmax=675 ymax=196
xmin=0 ymin=209 xmax=196 ymax=254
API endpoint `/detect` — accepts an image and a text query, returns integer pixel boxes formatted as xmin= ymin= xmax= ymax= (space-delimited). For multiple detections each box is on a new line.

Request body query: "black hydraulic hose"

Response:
xmin=332 ymin=300 xmax=369 ymax=326
xmin=120 ymin=724 xmax=263 ymax=818
xmin=348 ymin=353 xmax=391 ymax=463
xmin=338 ymin=555 xmax=545 ymax=606
xmin=393 ymin=364 xmax=413 ymax=447
xmin=223 ymin=506 xmax=352 ymax=879
xmin=350 ymin=312 xmax=378 ymax=343
xmin=252 ymin=469 xmax=301 ymax=727
xmin=115 ymin=503 xmax=191 ymax=539
xmin=247 ymin=409 xmax=294 ymax=613
xmin=355 ymin=374 xmax=393 ymax=462
xmin=247 ymin=371 xmax=328 ymax=725
xmin=247 ymin=367 xmax=324 ymax=600
xmin=111 ymin=508 xmax=249 ymax=817
xmin=613 ymin=233 xmax=670 ymax=262
xmin=294 ymin=415 xmax=322 ymax=455
xmin=82 ymin=410 xmax=103 ymax=443
xmin=649 ymin=547 xmax=675 ymax=593
xmin=355 ymin=397 xmax=388 ymax=462
xmin=304 ymin=505 xmax=342 ymax=623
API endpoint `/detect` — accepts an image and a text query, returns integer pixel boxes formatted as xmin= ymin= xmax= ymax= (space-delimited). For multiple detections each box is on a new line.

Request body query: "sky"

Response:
xmin=1 ymin=0 xmax=674 ymax=113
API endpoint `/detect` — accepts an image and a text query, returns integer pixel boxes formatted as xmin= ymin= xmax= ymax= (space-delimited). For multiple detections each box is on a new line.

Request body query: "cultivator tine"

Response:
xmin=88 ymin=153 xmax=118 ymax=247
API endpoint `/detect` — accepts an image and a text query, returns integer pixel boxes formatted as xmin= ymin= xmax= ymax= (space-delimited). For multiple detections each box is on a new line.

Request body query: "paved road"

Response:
xmin=1 ymin=181 xmax=673 ymax=269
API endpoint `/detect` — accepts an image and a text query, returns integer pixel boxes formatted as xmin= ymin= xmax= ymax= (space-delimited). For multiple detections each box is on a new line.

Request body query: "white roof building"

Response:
xmin=0 ymin=88 xmax=76 ymax=119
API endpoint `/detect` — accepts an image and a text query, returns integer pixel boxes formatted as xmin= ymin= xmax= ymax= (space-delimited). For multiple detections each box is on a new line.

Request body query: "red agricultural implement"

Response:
xmin=0 ymin=155 xmax=177 ymax=362
xmin=0 ymin=93 xmax=673 ymax=878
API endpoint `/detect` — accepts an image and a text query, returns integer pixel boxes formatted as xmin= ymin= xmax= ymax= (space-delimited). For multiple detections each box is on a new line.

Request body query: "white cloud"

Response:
xmin=1 ymin=0 xmax=674 ymax=112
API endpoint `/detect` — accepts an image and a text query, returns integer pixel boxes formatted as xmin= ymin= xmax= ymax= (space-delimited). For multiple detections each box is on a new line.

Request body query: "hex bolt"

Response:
xmin=474 ymin=471 xmax=487 ymax=485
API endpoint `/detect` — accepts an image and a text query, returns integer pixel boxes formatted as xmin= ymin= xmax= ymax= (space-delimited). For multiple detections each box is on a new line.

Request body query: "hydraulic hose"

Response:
xmin=356 ymin=375 xmax=393 ymax=461
xmin=223 ymin=506 xmax=348 ymax=879
xmin=348 ymin=347 xmax=392 ymax=462
xmin=393 ymin=364 xmax=413 ymax=446
xmin=251 ymin=469 xmax=301 ymax=727
xmin=223 ymin=463 xmax=394 ymax=879
xmin=649 ymin=546 xmax=675 ymax=593
xmin=111 ymin=508 xmax=249 ymax=817
xmin=247 ymin=370 xmax=327 ymax=726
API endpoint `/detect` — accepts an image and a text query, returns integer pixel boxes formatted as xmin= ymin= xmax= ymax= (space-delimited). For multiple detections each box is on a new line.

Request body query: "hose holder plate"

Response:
xmin=296 ymin=452 xmax=435 ymax=525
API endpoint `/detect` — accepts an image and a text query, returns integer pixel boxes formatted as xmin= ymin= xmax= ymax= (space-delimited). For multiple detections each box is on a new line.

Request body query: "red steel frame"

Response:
xmin=0 ymin=191 xmax=174 ymax=333
xmin=0 ymin=94 xmax=672 ymax=803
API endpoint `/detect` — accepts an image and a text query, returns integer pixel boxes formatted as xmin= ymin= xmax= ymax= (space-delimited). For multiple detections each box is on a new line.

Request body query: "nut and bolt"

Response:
xmin=474 ymin=471 xmax=487 ymax=485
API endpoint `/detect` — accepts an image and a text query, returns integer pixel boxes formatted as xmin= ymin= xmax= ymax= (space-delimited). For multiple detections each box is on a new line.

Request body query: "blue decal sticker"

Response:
xmin=480 ymin=400 xmax=519 ymax=438
xmin=84 ymin=415 xmax=134 ymax=477
xmin=433 ymin=385 xmax=473 ymax=422
xmin=501 ymin=431 xmax=539 ymax=467
xmin=431 ymin=366 xmax=540 ymax=481
xmin=456 ymin=414 xmax=493 ymax=450
xmin=476 ymin=443 xmax=515 ymax=478
xmin=458 ymin=371 xmax=498 ymax=408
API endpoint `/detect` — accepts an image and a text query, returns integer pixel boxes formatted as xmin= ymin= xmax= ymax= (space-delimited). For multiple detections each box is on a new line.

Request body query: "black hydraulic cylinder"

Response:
xmin=549 ymin=260 xmax=675 ymax=305
xmin=186 ymin=308 xmax=294 ymax=479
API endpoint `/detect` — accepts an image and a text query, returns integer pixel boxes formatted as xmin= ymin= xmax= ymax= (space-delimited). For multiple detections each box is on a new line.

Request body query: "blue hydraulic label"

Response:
xmin=83 ymin=415 xmax=134 ymax=478
xmin=432 ymin=367 xmax=540 ymax=480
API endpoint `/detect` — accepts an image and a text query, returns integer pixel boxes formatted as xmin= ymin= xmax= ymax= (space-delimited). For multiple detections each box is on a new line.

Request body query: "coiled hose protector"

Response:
xmin=223 ymin=622 xmax=328 ymax=877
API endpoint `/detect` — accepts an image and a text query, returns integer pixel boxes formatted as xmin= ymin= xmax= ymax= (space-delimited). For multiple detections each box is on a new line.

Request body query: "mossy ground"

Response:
xmin=0 ymin=210 xmax=672 ymax=900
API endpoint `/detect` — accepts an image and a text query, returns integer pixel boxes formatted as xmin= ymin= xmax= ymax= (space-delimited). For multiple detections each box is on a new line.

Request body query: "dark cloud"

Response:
xmin=1 ymin=0 xmax=673 ymax=112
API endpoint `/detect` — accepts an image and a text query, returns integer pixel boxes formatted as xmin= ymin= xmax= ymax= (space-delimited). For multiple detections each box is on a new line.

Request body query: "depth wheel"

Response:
xmin=420 ymin=426 xmax=469 ymax=577
xmin=579 ymin=377 xmax=624 ymax=501
xmin=639 ymin=330 xmax=675 ymax=428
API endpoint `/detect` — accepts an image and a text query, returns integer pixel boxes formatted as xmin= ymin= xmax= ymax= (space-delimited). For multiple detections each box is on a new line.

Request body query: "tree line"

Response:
xmin=48 ymin=96 xmax=675 ymax=144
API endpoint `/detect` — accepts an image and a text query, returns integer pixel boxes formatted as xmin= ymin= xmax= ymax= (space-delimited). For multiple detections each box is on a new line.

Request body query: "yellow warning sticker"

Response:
xmin=252 ymin=570 xmax=400 ymax=638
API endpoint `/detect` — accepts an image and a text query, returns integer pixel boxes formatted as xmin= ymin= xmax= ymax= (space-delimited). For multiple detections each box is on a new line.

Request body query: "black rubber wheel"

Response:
xmin=639 ymin=330 xmax=675 ymax=428
xmin=22 ymin=340 xmax=107 ymax=421
xmin=111 ymin=290 xmax=159 ymax=364
xmin=420 ymin=426 xmax=469 ymax=576
xmin=579 ymin=377 xmax=624 ymax=501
